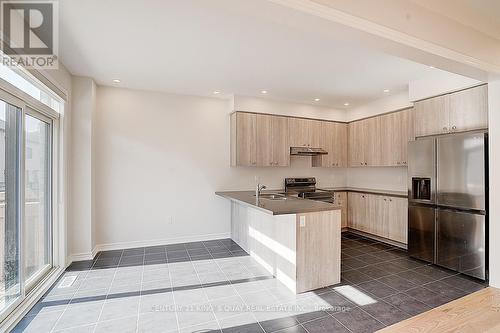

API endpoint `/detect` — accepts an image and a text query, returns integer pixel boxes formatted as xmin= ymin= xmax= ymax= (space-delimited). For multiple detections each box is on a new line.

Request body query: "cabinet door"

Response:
xmin=271 ymin=116 xmax=290 ymax=166
xmin=365 ymin=117 xmax=381 ymax=166
xmin=289 ymin=118 xmax=311 ymax=147
xmin=414 ymin=95 xmax=449 ymax=137
xmin=348 ymin=121 xmax=365 ymax=167
xmin=335 ymin=123 xmax=348 ymax=167
xmin=388 ymin=197 xmax=408 ymax=244
xmin=448 ymin=85 xmax=488 ymax=133
xmin=348 ymin=192 xmax=361 ymax=229
xmin=372 ymin=196 xmax=389 ymax=237
xmin=380 ymin=113 xmax=396 ymax=166
xmin=313 ymin=121 xmax=335 ymax=167
xmin=336 ymin=192 xmax=348 ymax=228
xmin=310 ymin=120 xmax=322 ymax=147
xmin=256 ymin=114 xmax=273 ymax=166
xmin=234 ymin=113 xmax=257 ymax=166
xmin=399 ymin=109 xmax=413 ymax=165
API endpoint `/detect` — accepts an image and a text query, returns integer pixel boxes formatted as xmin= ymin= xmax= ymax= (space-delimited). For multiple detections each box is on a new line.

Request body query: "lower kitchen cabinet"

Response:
xmin=334 ymin=192 xmax=348 ymax=228
xmin=347 ymin=192 xmax=408 ymax=244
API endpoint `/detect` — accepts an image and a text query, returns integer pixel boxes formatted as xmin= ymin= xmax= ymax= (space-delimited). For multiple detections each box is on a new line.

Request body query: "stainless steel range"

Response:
xmin=284 ymin=177 xmax=334 ymax=203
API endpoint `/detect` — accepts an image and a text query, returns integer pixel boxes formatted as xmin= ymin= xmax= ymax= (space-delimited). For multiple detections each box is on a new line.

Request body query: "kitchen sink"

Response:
xmin=254 ymin=193 xmax=287 ymax=200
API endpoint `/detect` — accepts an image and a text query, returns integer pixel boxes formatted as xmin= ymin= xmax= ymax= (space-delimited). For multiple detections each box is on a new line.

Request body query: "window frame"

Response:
xmin=0 ymin=75 xmax=63 ymax=325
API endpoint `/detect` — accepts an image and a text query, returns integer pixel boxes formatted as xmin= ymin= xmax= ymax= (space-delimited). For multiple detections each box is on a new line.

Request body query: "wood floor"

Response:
xmin=378 ymin=287 xmax=500 ymax=333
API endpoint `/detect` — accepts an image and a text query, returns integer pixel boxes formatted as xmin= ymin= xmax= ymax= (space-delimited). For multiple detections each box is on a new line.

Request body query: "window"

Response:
xmin=0 ymin=99 xmax=21 ymax=317
xmin=0 ymin=58 xmax=63 ymax=324
xmin=24 ymin=113 xmax=52 ymax=287
xmin=0 ymin=52 xmax=62 ymax=113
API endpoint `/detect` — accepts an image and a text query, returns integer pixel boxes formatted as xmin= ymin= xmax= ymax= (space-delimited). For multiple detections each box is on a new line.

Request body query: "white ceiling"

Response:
xmin=59 ymin=0 xmax=460 ymax=109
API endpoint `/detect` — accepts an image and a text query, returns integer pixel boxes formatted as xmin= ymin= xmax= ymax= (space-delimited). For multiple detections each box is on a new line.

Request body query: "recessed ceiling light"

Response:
xmin=383 ymin=89 xmax=390 ymax=93
xmin=314 ymin=98 xmax=320 ymax=102
xmin=213 ymin=91 xmax=221 ymax=95
xmin=429 ymin=65 xmax=435 ymax=69
xmin=112 ymin=79 xmax=121 ymax=83
xmin=344 ymin=102 xmax=350 ymax=106
xmin=261 ymin=90 xmax=268 ymax=94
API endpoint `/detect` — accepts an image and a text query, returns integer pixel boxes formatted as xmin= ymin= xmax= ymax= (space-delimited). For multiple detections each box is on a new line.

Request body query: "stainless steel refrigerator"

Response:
xmin=408 ymin=131 xmax=488 ymax=280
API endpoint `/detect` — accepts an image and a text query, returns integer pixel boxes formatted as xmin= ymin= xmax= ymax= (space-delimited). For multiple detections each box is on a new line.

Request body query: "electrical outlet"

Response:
xmin=299 ymin=216 xmax=306 ymax=227
xmin=166 ymin=216 xmax=173 ymax=224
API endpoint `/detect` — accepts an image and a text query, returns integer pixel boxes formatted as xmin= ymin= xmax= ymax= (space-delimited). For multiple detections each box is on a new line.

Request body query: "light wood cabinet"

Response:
xmin=231 ymin=112 xmax=289 ymax=167
xmin=347 ymin=191 xmax=408 ymax=244
xmin=312 ymin=122 xmax=348 ymax=168
xmin=348 ymin=121 xmax=367 ymax=167
xmin=288 ymin=118 xmax=321 ymax=148
xmin=348 ymin=192 xmax=367 ymax=231
xmin=271 ymin=116 xmax=290 ymax=166
xmin=414 ymin=85 xmax=488 ymax=137
xmin=387 ymin=197 xmax=408 ymax=243
xmin=232 ymin=112 xmax=257 ymax=166
xmin=448 ymin=85 xmax=488 ymax=133
xmin=414 ymin=95 xmax=449 ymax=137
xmin=334 ymin=192 xmax=348 ymax=228
xmin=380 ymin=109 xmax=413 ymax=166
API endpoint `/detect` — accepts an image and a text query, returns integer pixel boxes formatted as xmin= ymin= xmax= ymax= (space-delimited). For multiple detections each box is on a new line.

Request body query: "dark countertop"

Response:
xmin=323 ymin=187 xmax=408 ymax=198
xmin=215 ymin=191 xmax=341 ymax=215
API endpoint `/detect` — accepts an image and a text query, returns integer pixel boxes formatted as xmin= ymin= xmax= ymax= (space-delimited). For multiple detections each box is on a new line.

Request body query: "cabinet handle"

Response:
xmin=360 ymin=162 xmax=363 ymax=165
xmin=364 ymin=162 xmax=367 ymax=165
xmin=443 ymin=126 xmax=448 ymax=132
xmin=452 ymin=125 xmax=457 ymax=130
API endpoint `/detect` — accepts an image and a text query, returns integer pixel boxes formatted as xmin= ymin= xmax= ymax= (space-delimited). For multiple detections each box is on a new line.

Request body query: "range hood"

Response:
xmin=290 ymin=147 xmax=328 ymax=156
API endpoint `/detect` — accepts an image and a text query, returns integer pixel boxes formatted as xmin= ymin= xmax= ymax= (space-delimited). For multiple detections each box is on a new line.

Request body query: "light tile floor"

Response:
xmin=12 ymin=233 xmax=486 ymax=333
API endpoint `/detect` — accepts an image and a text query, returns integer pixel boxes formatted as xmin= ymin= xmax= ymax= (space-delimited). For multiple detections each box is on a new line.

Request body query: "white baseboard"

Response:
xmin=68 ymin=232 xmax=231 ymax=263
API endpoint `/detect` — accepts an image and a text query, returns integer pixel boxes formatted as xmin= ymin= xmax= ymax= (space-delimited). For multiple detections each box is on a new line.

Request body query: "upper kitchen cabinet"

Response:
xmin=380 ymin=109 xmax=413 ymax=166
xmin=448 ymin=84 xmax=488 ymax=133
xmin=231 ymin=112 xmax=257 ymax=166
xmin=349 ymin=109 xmax=413 ymax=167
xmin=312 ymin=122 xmax=347 ymax=168
xmin=414 ymin=95 xmax=449 ymax=137
xmin=231 ymin=112 xmax=289 ymax=167
xmin=348 ymin=120 xmax=367 ymax=167
xmin=288 ymin=118 xmax=321 ymax=147
xmin=414 ymin=84 xmax=488 ymax=137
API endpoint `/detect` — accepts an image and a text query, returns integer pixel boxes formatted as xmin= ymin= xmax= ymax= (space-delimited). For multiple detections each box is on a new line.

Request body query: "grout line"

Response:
xmin=91 ymin=250 xmax=124 ymax=333
xmin=135 ymin=252 xmax=145 ymax=333
xmin=166 ymin=247 xmax=181 ymax=332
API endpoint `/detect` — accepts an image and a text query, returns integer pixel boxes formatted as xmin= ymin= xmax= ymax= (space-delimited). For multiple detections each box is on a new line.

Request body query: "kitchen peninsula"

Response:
xmin=216 ymin=191 xmax=341 ymax=294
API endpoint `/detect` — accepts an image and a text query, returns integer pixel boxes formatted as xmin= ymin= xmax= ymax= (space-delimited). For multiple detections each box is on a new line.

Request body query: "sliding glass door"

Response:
xmin=24 ymin=112 xmax=52 ymax=288
xmin=0 ymin=99 xmax=21 ymax=318
xmin=0 ymin=91 xmax=54 ymax=322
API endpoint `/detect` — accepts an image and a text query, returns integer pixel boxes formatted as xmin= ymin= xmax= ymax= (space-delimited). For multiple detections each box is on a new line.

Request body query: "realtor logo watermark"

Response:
xmin=1 ymin=0 xmax=58 ymax=68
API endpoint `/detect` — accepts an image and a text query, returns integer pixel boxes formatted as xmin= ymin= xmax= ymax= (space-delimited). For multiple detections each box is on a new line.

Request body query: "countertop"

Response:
xmin=215 ymin=191 xmax=341 ymax=215
xmin=322 ymin=187 xmax=408 ymax=198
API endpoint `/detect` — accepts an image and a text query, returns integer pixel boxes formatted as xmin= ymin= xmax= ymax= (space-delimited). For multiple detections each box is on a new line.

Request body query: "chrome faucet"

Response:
xmin=256 ymin=184 xmax=267 ymax=200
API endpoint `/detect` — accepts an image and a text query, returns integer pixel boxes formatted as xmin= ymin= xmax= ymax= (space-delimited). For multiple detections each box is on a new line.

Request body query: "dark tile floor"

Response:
xmin=13 ymin=232 xmax=486 ymax=333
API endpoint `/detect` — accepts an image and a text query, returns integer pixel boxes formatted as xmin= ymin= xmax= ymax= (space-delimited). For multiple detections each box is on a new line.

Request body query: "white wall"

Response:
xmin=344 ymin=92 xmax=411 ymax=192
xmin=488 ymin=81 xmax=500 ymax=287
xmin=93 ymin=87 xmax=347 ymax=250
xmin=69 ymin=77 xmax=96 ymax=258
xmin=409 ymin=70 xmax=482 ymax=101
xmin=346 ymin=91 xmax=412 ymax=121
xmin=347 ymin=167 xmax=407 ymax=192
xmin=233 ymin=95 xmax=347 ymax=121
